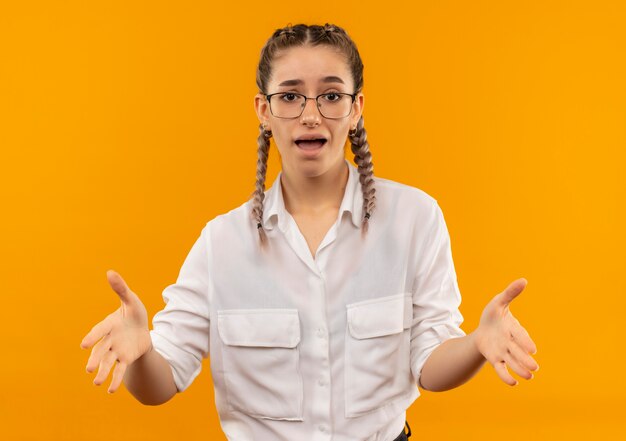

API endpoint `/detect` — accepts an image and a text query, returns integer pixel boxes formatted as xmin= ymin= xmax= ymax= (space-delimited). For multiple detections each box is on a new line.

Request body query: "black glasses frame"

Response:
xmin=265 ymin=92 xmax=357 ymax=119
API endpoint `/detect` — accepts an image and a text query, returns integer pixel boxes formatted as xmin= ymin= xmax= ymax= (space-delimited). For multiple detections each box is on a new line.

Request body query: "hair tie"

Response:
xmin=257 ymin=222 xmax=263 ymax=229
xmin=364 ymin=212 xmax=371 ymax=220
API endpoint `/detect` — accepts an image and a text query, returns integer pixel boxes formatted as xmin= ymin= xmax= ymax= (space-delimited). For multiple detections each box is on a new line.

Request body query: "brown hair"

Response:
xmin=251 ymin=23 xmax=376 ymax=247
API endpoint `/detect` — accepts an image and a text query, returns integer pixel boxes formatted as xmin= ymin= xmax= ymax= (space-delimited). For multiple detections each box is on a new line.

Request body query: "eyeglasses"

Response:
xmin=265 ymin=92 xmax=357 ymax=119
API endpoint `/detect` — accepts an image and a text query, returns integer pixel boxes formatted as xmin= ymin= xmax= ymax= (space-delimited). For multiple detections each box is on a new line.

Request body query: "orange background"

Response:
xmin=1 ymin=0 xmax=624 ymax=439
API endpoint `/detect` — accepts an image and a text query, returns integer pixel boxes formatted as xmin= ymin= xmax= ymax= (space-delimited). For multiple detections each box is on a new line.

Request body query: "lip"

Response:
xmin=294 ymin=133 xmax=328 ymax=142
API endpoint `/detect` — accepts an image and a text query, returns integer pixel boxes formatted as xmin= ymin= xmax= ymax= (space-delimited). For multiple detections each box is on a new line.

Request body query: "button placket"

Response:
xmin=311 ymin=264 xmax=332 ymax=439
xmin=317 ymin=327 xmax=325 ymax=338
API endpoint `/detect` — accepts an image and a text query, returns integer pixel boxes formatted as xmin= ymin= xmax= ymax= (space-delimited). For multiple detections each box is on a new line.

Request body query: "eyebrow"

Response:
xmin=277 ymin=76 xmax=346 ymax=87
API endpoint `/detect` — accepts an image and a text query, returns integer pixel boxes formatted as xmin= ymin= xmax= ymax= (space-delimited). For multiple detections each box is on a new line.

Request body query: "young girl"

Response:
xmin=81 ymin=23 xmax=539 ymax=441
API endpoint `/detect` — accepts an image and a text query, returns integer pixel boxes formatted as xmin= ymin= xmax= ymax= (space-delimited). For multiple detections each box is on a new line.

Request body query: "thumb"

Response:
xmin=497 ymin=278 xmax=528 ymax=307
xmin=107 ymin=270 xmax=134 ymax=304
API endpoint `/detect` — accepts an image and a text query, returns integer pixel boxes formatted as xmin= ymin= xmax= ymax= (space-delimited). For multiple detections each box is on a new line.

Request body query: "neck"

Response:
xmin=281 ymin=160 xmax=349 ymax=216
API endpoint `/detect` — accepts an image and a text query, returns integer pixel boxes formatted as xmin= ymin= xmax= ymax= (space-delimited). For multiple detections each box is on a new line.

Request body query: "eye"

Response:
xmin=322 ymin=93 xmax=341 ymax=102
xmin=280 ymin=93 xmax=299 ymax=102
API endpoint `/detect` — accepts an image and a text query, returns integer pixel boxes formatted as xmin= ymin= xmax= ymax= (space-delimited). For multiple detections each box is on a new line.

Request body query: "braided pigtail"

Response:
xmin=250 ymin=123 xmax=272 ymax=247
xmin=349 ymin=116 xmax=376 ymax=235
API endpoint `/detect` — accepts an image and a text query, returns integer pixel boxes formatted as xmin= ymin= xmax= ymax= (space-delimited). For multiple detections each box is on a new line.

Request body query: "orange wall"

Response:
xmin=1 ymin=0 xmax=624 ymax=439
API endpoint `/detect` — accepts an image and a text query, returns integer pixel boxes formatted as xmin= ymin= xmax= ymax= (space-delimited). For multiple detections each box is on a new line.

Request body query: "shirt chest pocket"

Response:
xmin=217 ymin=309 xmax=303 ymax=421
xmin=344 ymin=293 xmax=413 ymax=418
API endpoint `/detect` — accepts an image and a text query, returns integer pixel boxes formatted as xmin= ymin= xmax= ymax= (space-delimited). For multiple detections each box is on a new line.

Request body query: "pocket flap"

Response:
xmin=347 ymin=294 xmax=412 ymax=339
xmin=217 ymin=309 xmax=301 ymax=348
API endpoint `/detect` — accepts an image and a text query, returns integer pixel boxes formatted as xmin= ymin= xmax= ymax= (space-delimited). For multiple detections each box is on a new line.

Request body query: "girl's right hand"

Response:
xmin=80 ymin=270 xmax=153 ymax=394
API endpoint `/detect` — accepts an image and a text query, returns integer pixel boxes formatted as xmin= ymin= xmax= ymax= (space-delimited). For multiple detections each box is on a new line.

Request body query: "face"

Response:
xmin=254 ymin=44 xmax=364 ymax=179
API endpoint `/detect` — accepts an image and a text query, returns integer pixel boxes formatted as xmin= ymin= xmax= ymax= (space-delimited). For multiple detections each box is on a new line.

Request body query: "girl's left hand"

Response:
xmin=473 ymin=278 xmax=540 ymax=386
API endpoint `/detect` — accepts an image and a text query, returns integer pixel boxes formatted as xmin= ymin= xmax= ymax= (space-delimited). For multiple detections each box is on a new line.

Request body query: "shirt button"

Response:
xmin=317 ymin=328 xmax=325 ymax=338
xmin=318 ymin=378 xmax=327 ymax=387
xmin=318 ymin=425 xmax=327 ymax=433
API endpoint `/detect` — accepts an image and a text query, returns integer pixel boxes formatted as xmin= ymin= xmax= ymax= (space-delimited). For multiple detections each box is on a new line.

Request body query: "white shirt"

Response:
xmin=150 ymin=159 xmax=466 ymax=441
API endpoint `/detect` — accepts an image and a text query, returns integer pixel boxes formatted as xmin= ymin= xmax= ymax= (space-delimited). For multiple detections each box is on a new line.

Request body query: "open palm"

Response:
xmin=80 ymin=270 xmax=153 ymax=393
xmin=473 ymin=278 xmax=540 ymax=386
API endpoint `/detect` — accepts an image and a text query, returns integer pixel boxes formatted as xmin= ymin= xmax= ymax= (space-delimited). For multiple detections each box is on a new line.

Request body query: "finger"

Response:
xmin=80 ymin=315 xmax=113 ymax=349
xmin=493 ymin=359 xmax=518 ymax=386
xmin=93 ymin=350 xmax=118 ymax=386
xmin=508 ymin=338 xmax=539 ymax=372
xmin=503 ymin=348 xmax=532 ymax=380
xmin=107 ymin=270 xmax=134 ymax=305
xmin=510 ymin=321 xmax=538 ymax=356
xmin=497 ymin=278 xmax=527 ymax=307
xmin=86 ymin=333 xmax=112 ymax=373
xmin=107 ymin=361 xmax=128 ymax=394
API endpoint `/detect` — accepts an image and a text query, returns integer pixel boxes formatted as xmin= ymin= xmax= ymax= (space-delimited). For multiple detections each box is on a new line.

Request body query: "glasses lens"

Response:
xmin=270 ymin=93 xmax=306 ymax=118
xmin=318 ymin=93 xmax=353 ymax=119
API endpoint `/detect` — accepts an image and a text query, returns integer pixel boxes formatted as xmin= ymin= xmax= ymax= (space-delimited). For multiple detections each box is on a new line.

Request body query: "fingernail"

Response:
xmin=530 ymin=373 xmax=534 ymax=380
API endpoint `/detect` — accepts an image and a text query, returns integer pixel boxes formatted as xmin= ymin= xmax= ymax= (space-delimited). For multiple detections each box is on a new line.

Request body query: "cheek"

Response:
xmin=332 ymin=127 xmax=350 ymax=147
xmin=271 ymin=131 xmax=291 ymax=156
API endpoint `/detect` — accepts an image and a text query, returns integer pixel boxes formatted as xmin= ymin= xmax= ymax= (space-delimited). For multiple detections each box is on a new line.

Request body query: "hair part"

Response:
xmin=250 ymin=23 xmax=376 ymax=248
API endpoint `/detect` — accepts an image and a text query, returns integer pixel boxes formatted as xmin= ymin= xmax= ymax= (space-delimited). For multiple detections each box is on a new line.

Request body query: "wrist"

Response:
xmin=468 ymin=329 xmax=486 ymax=361
xmin=139 ymin=334 xmax=154 ymax=360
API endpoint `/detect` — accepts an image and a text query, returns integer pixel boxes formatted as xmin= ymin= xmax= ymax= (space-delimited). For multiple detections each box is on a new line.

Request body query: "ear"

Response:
xmin=350 ymin=93 xmax=364 ymax=129
xmin=254 ymin=93 xmax=271 ymax=130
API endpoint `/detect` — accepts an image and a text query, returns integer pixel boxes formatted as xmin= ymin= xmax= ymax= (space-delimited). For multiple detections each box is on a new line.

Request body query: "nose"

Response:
xmin=300 ymin=97 xmax=321 ymax=126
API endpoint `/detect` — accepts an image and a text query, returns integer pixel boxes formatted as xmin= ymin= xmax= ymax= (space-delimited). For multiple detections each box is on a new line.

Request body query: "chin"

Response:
xmin=293 ymin=155 xmax=345 ymax=177
xmin=295 ymin=163 xmax=328 ymax=178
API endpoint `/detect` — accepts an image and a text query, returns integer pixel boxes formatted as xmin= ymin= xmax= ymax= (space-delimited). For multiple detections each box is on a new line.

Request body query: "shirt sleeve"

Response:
xmin=410 ymin=200 xmax=466 ymax=389
xmin=149 ymin=224 xmax=211 ymax=393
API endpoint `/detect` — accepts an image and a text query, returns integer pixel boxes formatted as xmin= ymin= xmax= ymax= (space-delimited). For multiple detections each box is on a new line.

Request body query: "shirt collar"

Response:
xmin=261 ymin=159 xmax=364 ymax=232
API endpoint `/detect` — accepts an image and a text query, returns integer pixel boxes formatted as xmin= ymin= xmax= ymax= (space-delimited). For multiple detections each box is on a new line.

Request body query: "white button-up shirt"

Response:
xmin=150 ymin=159 xmax=466 ymax=441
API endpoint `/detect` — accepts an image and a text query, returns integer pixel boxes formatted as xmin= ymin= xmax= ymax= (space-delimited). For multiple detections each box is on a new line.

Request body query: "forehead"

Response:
xmin=269 ymin=45 xmax=352 ymax=89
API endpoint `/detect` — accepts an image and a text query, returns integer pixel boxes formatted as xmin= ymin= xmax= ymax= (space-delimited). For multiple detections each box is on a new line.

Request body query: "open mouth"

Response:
xmin=295 ymin=138 xmax=327 ymax=150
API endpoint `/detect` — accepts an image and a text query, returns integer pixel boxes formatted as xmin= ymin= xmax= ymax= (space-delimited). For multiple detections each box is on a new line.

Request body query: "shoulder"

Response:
xmin=206 ymin=198 xmax=253 ymax=228
xmin=370 ymin=176 xmax=451 ymax=252
xmin=372 ymin=174 xmax=440 ymax=217
xmin=191 ymin=200 xmax=256 ymax=261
